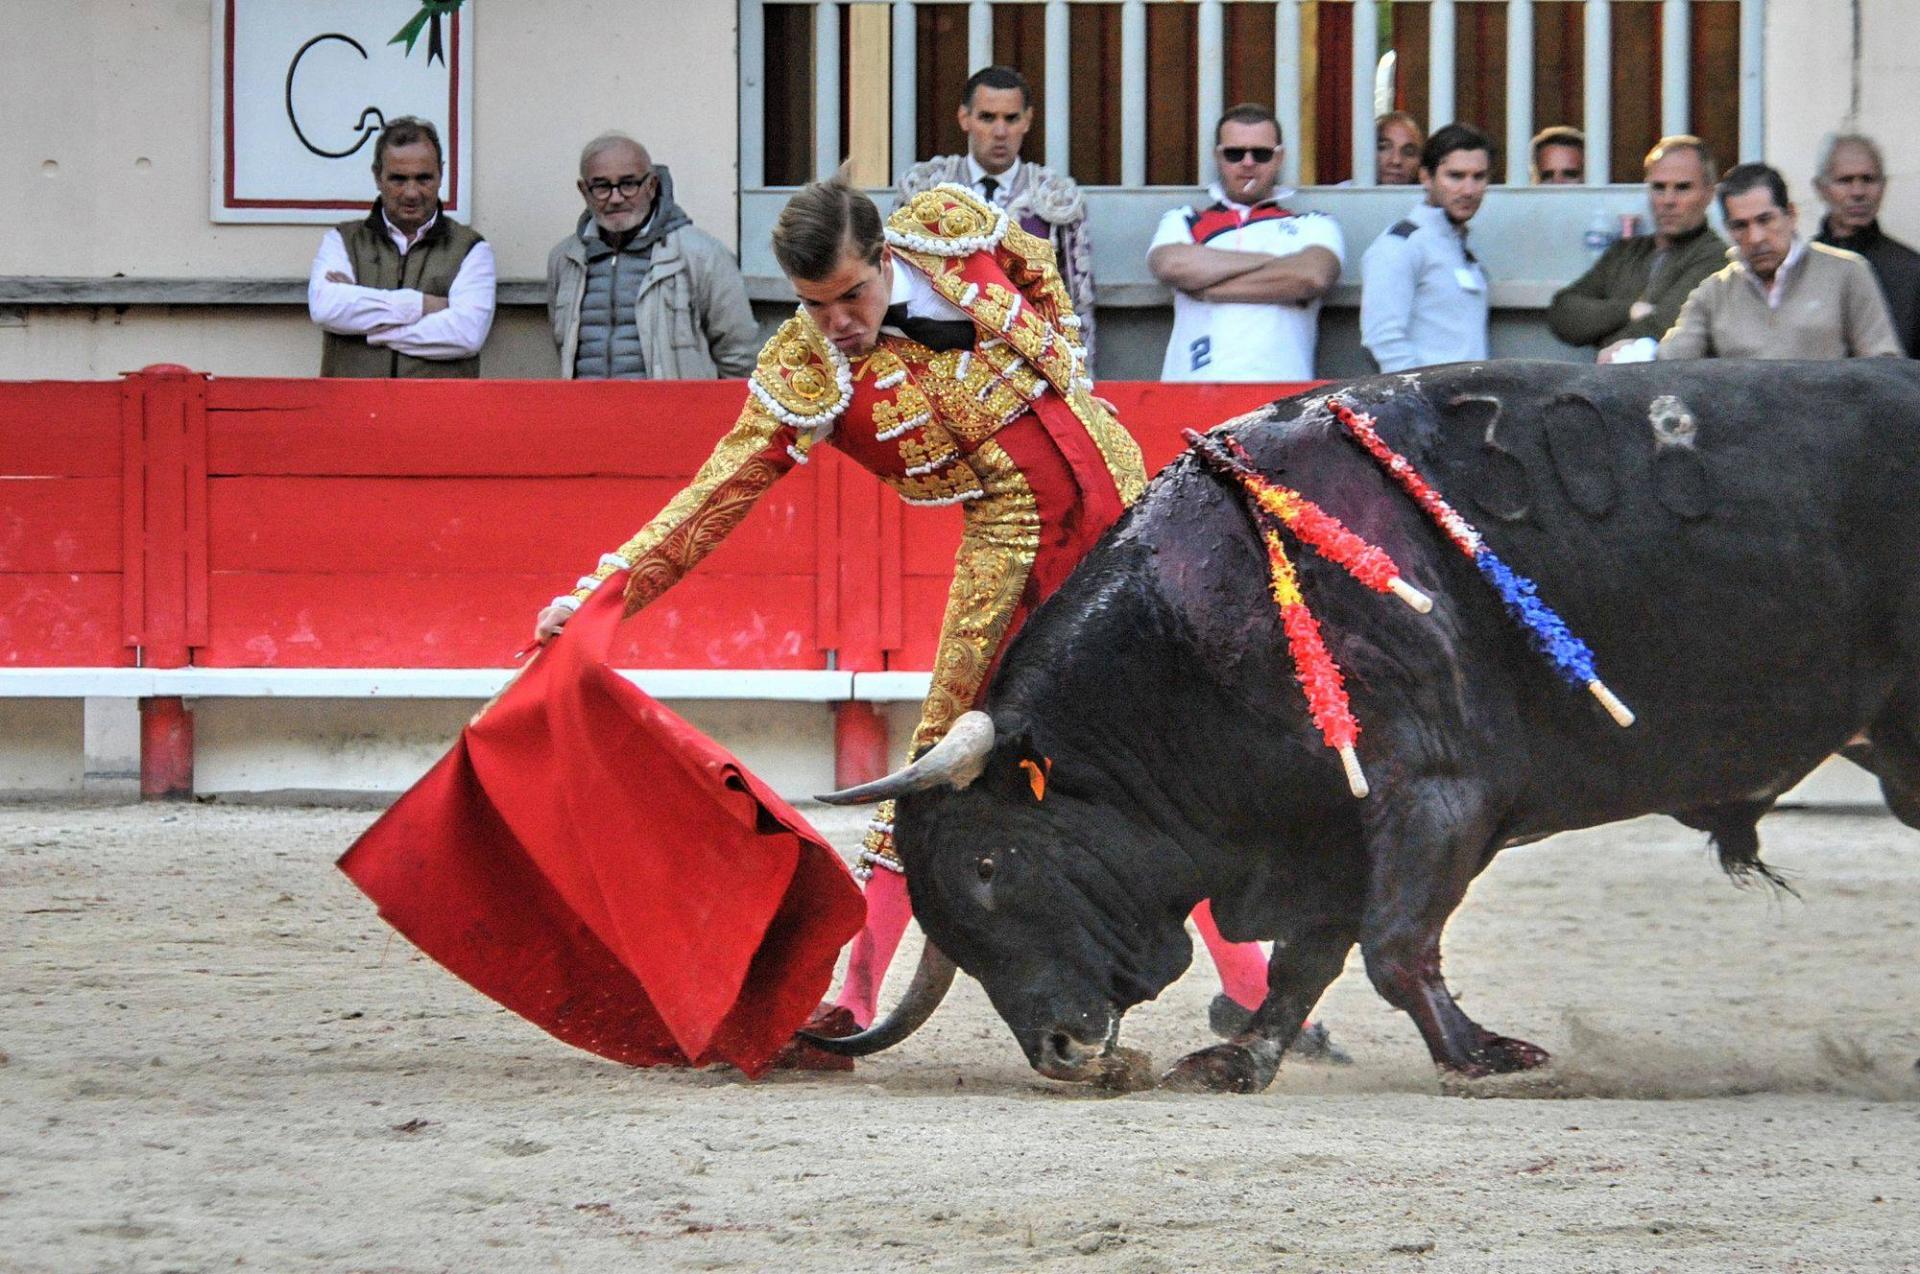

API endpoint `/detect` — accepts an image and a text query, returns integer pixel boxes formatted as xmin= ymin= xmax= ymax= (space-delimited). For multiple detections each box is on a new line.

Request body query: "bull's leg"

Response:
xmin=1357 ymin=782 xmax=1547 ymax=1078
xmin=1160 ymin=920 xmax=1357 ymax=1094
xmin=1843 ymin=726 xmax=1920 ymax=830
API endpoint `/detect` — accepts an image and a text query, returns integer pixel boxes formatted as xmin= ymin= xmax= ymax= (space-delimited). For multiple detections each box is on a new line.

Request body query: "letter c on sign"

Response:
xmin=285 ymin=33 xmax=387 ymax=160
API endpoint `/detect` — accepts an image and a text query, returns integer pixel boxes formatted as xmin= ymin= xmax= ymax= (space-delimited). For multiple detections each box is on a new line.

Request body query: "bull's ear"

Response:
xmin=1007 ymin=728 xmax=1052 ymax=802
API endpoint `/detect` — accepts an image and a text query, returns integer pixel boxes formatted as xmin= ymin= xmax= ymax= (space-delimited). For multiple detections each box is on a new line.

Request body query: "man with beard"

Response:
xmin=546 ymin=133 xmax=758 ymax=379
xmin=1360 ymin=123 xmax=1493 ymax=372
xmin=1813 ymin=133 xmax=1920 ymax=357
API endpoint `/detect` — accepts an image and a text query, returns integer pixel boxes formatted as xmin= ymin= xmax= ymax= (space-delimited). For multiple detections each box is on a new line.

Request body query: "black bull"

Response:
xmin=818 ymin=358 xmax=1920 ymax=1092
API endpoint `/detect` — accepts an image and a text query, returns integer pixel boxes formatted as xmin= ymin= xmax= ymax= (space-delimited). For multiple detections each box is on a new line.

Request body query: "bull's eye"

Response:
xmin=976 ymin=854 xmax=997 ymax=883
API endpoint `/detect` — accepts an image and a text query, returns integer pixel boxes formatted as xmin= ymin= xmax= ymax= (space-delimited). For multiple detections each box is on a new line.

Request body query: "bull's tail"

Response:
xmin=1673 ymin=802 xmax=1799 ymax=897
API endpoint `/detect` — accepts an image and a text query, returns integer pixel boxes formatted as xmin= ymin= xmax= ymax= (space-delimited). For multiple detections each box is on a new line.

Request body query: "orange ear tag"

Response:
xmin=1018 ymin=756 xmax=1052 ymax=801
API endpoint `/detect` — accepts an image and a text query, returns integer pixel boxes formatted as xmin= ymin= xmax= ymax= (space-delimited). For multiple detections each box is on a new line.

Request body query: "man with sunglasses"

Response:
xmin=546 ymin=132 xmax=758 ymax=380
xmin=1148 ymin=104 xmax=1344 ymax=382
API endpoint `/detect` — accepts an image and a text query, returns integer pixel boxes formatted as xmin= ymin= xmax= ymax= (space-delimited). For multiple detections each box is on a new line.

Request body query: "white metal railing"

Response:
xmin=739 ymin=0 xmax=1764 ymax=189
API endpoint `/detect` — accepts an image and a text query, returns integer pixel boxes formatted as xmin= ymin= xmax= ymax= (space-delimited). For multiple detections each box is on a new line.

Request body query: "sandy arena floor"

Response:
xmin=2 ymin=797 xmax=1918 ymax=1272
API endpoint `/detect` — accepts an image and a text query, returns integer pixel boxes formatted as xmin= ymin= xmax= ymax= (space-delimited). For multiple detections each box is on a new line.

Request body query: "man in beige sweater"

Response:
xmin=1643 ymin=163 xmax=1900 ymax=361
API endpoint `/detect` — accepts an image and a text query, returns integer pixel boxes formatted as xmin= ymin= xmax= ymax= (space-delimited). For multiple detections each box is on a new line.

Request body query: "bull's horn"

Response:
xmin=815 ymin=710 xmax=996 ymax=805
xmin=798 ymin=941 xmax=958 ymax=1056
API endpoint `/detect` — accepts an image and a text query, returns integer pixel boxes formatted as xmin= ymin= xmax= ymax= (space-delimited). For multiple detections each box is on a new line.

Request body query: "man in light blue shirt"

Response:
xmin=1360 ymin=123 xmax=1494 ymax=372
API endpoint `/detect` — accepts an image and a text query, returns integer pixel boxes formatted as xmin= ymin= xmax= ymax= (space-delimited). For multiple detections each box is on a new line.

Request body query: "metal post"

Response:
xmin=1661 ymin=0 xmax=1691 ymax=139
xmin=1738 ymin=0 xmax=1765 ymax=162
xmin=1429 ymin=0 xmax=1456 ymax=129
xmin=893 ymin=1 xmax=919 ymax=182
xmin=740 ymin=0 xmax=766 ymax=188
xmin=814 ymin=0 xmax=842 ymax=179
xmin=1582 ymin=0 xmax=1611 ymax=183
xmin=1276 ymin=0 xmax=1303 ymax=189
xmin=1045 ymin=0 xmax=1071 ymax=174
xmin=1351 ymin=0 xmax=1379 ymax=184
xmin=1121 ymin=0 xmax=1147 ymax=186
xmin=1197 ymin=0 xmax=1225 ymax=185
xmin=1506 ymin=0 xmax=1534 ymax=185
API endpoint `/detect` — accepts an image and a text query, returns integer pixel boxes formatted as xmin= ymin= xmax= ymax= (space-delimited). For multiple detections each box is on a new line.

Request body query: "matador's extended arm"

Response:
xmin=551 ymin=316 xmax=846 ymax=618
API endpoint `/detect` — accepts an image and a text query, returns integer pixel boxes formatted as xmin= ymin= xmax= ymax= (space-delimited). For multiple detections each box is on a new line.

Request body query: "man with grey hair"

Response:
xmin=545 ymin=132 xmax=758 ymax=379
xmin=1814 ymin=132 xmax=1920 ymax=356
xmin=1551 ymin=135 xmax=1727 ymax=354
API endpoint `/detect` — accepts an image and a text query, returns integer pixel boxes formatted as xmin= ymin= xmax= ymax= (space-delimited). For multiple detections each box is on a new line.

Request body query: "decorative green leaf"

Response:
xmin=389 ymin=11 xmax=430 ymax=54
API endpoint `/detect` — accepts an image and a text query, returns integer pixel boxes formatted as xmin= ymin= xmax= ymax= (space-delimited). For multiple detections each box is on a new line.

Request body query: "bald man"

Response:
xmin=546 ymin=132 xmax=758 ymax=379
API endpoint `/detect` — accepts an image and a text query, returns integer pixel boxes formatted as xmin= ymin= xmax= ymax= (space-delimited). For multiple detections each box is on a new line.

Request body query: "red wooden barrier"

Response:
xmin=1 ymin=369 xmax=1312 ymax=792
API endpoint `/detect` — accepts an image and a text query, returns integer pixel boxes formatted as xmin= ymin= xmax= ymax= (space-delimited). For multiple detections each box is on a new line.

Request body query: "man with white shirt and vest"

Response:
xmin=1148 ymin=103 xmax=1344 ymax=382
xmin=1360 ymin=122 xmax=1493 ymax=373
xmin=307 ymin=117 xmax=496 ymax=377
xmin=897 ymin=66 xmax=1097 ymax=363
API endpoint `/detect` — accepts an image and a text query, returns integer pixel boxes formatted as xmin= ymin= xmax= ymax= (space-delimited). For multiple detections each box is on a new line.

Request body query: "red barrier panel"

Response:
xmin=2 ymin=370 xmax=1311 ymax=675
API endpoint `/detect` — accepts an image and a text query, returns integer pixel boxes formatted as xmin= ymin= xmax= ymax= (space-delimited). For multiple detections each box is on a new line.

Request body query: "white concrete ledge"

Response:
xmin=850 ymin=672 xmax=933 ymax=702
xmin=0 ymin=667 xmax=859 ymax=701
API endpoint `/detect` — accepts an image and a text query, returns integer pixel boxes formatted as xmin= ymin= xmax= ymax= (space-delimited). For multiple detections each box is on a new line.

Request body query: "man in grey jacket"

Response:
xmin=546 ymin=133 xmax=759 ymax=379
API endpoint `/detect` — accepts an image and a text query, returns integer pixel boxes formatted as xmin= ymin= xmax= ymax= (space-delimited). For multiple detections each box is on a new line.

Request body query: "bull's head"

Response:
xmin=809 ymin=711 xmax=1197 ymax=1082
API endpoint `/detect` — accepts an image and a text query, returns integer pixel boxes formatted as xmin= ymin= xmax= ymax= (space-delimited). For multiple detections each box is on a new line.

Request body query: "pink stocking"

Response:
xmin=833 ymin=868 xmax=914 ymax=1029
xmin=1192 ymin=899 xmax=1269 ymax=1011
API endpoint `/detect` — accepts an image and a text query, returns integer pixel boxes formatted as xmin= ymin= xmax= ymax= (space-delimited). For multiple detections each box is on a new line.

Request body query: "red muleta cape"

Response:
xmin=337 ymin=572 xmax=865 ymax=1077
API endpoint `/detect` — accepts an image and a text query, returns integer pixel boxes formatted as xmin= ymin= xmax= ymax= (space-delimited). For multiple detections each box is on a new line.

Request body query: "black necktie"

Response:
xmin=883 ymin=303 xmax=977 ymax=352
xmin=979 ymin=175 xmax=999 ymax=202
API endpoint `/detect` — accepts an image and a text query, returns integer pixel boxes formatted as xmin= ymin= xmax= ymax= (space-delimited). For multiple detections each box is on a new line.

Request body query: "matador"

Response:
xmin=536 ymin=179 xmax=1286 ymax=1045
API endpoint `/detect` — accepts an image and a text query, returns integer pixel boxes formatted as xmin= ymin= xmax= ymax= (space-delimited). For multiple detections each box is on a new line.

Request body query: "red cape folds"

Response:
xmin=337 ymin=573 xmax=866 ymax=1077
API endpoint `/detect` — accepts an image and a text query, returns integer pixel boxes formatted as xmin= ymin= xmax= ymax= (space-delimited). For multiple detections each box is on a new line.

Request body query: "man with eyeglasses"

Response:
xmin=546 ymin=132 xmax=758 ymax=380
xmin=1147 ymin=103 xmax=1344 ymax=382
xmin=308 ymin=116 xmax=496 ymax=378
xmin=1813 ymin=133 xmax=1920 ymax=357
xmin=1639 ymin=162 xmax=1899 ymax=362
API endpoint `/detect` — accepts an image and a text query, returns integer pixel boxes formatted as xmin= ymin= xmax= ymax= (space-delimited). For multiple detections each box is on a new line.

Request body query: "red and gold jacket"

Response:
xmin=557 ymin=185 xmax=1146 ymax=616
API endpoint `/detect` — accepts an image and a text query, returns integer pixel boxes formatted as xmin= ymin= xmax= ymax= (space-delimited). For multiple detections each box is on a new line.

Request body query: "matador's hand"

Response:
xmin=534 ymin=603 xmax=576 ymax=643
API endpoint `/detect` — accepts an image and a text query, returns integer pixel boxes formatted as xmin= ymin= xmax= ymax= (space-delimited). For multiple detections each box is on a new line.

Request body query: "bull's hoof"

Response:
xmin=1446 ymin=1033 xmax=1551 ymax=1078
xmin=1159 ymin=1043 xmax=1271 ymax=1094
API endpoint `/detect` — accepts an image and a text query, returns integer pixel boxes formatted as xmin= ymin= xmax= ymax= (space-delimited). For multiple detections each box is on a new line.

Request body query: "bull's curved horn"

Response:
xmin=798 ymin=941 xmax=958 ymax=1056
xmin=815 ymin=710 xmax=996 ymax=806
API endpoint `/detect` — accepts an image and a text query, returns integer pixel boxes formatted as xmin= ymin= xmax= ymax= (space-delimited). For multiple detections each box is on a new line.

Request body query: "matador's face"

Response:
xmin=792 ymin=246 xmax=894 ymax=358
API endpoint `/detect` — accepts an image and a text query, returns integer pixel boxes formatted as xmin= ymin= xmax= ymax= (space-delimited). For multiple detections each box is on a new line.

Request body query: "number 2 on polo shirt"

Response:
xmin=1189 ymin=335 xmax=1212 ymax=371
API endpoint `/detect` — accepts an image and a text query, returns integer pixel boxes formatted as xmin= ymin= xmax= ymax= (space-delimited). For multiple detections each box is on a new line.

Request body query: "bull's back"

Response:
xmin=1222 ymin=359 xmax=1920 ymax=830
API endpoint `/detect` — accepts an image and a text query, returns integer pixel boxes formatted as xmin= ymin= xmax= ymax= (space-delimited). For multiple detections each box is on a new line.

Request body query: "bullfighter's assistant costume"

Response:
xmin=341 ymin=186 xmax=1273 ymax=1069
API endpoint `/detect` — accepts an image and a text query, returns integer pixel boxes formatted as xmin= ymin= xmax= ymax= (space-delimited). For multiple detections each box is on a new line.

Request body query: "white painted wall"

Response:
xmin=0 ymin=0 xmax=741 ymax=379
xmin=1765 ymin=0 xmax=1920 ymax=241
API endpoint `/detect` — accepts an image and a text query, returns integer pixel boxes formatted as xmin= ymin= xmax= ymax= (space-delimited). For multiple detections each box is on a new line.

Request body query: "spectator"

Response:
xmin=1376 ymin=111 xmax=1425 ymax=186
xmin=1530 ymin=126 xmax=1586 ymax=184
xmin=1360 ymin=123 xmax=1493 ymax=372
xmin=1549 ymin=135 xmax=1727 ymax=352
xmin=899 ymin=66 xmax=1096 ymax=360
xmin=308 ymin=117 xmax=495 ymax=378
xmin=546 ymin=133 xmax=758 ymax=379
xmin=1650 ymin=163 xmax=1899 ymax=361
xmin=1813 ymin=132 xmax=1920 ymax=356
xmin=1146 ymin=104 xmax=1344 ymax=382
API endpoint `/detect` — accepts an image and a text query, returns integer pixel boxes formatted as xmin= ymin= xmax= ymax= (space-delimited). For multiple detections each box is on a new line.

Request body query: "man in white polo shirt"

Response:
xmin=1148 ymin=103 xmax=1344 ymax=382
